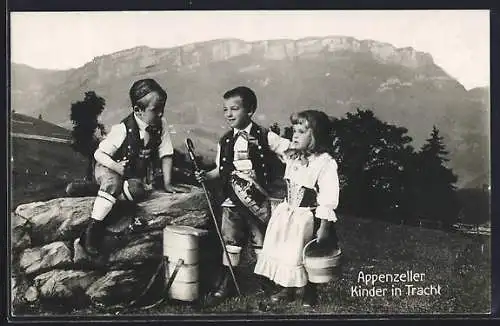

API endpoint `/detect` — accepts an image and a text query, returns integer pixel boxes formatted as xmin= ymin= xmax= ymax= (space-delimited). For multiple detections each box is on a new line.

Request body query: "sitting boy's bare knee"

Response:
xmin=100 ymin=178 xmax=123 ymax=197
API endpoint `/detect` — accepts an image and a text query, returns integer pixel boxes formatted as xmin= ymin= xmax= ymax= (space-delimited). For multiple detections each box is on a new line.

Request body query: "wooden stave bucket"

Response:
xmin=163 ymin=225 xmax=208 ymax=249
xmin=168 ymin=281 xmax=199 ymax=302
xmin=303 ymin=238 xmax=342 ymax=284
xmin=163 ymin=245 xmax=199 ymax=265
xmin=166 ymin=261 xmax=199 ymax=283
xmin=163 ymin=225 xmax=209 ymax=301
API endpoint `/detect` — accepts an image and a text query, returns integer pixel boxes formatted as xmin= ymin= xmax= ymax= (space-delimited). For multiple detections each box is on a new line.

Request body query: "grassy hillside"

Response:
xmin=10 ymin=138 xmax=87 ymax=208
xmin=10 ymin=117 xmax=490 ymax=315
xmin=10 ymin=113 xmax=86 ymax=208
xmin=11 ymin=113 xmax=72 ymax=140
xmin=17 ymin=213 xmax=490 ymax=315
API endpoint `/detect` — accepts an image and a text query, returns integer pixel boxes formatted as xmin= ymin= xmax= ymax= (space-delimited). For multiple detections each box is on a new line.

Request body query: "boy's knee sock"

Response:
xmin=222 ymin=245 xmax=242 ymax=267
xmin=253 ymin=247 xmax=262 ymax=259
xmin=91 ymin=190 xmax=116 ymax=221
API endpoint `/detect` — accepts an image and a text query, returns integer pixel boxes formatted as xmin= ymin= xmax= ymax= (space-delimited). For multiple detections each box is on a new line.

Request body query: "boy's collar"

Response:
xmin=233 ymin=121 xmax=253 ymax=135
xmin=133 ymin=113 xmax=149 ymax=131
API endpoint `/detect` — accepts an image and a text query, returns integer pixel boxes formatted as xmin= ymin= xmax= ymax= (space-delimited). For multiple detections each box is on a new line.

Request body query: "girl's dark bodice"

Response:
xmin=285 ymin=179 xmax=317 ymax=208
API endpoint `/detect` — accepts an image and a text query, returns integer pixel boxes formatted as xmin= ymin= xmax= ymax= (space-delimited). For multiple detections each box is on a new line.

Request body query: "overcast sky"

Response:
xmin=10 ymin=10 xmax=489 ymax=90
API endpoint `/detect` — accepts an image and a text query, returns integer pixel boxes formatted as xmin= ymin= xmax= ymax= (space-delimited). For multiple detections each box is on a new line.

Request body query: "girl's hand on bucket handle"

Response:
xmin=316 ymin=220 xmax=332 ymax=243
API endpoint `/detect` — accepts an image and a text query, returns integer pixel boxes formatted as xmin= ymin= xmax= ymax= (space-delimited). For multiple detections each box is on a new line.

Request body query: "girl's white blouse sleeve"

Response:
xmin=315 ymin=157 xmax=340 ymax=222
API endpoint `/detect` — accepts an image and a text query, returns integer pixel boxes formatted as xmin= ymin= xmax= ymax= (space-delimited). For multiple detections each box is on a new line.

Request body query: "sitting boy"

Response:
xmin=81 ymin=78 xmax=184 ymax=256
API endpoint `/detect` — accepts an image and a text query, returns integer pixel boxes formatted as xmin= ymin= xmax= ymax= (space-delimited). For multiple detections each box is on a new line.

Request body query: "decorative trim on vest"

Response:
xmin=218 ymin=123 xmax=273 ymax=195
xmin=112 ymin=113 xmax=163 ymax=179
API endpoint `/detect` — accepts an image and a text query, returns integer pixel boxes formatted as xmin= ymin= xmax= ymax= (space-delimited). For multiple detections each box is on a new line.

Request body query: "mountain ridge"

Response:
xmin=10 ymin=36 xmax=489 ymax=187
xmin=14 ymin=36 xmax=439 ymax=75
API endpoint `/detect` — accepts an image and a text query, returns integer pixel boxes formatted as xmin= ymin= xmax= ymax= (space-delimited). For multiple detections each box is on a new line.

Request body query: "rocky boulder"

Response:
xmin=107 ymin=230 xmax=163 ymax=269
xmin=13 ymin=186 xmax=211 ymax=247
xmin=34 ymin=270 xmax=101 ymax=302
xmin=85 ymin=268 xmax=165 ymax=307
xmin=19 ymin=241 xmax=73 ymax=275
xmin=14 ymin=197 xmax=94 ymax=246
xmin=11 ymin=186 xmax=216 ymax=311
xmin=12 ymin=229 xmax=31 ymax=254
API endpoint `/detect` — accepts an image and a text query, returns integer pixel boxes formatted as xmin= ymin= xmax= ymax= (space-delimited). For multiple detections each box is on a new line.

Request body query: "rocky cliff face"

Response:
xmin=109 ymin=38 xmax=431 ymax=68
xmin=11 ymin=36 xmax=455 ymax=129
xmin=81 ymin=37 xmax=436 ymax=83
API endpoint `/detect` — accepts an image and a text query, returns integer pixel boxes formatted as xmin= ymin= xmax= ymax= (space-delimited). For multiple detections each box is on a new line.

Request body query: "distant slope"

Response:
xmin=10 ymin=114 xmax=86 ymax=208
xmin=11 ymin=64 xmax=72 ymax=117
xmin=11 ymin=113 xmax=72 ymax=140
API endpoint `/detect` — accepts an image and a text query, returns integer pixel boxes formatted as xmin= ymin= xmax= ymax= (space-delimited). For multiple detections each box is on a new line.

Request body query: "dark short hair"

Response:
xmin=223 ymin=86 xmax=257 ymax=113
xmin=129 ymin=79 xmax=167 ymax=107
xmin=290 ymin=110 xmax=333 ymax=154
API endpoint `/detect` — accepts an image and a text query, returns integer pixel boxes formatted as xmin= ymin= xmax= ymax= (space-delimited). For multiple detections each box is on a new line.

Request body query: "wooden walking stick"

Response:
xmin=185 ymin=138 xmax=242 ymax=297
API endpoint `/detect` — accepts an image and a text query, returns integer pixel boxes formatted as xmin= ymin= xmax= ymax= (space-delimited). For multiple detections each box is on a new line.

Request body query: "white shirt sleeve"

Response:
xmin=315 ymin=158 xmax=340 ymax=222
xmin=267 ymin=130 xmax=291 ymax=159
xmin=98 ymin=123 xmax=126 ymax=157
xmin=215 ymin=143 xmax=221 ymax=168
xmin=158 ymin=118 xmax=174 ymax=158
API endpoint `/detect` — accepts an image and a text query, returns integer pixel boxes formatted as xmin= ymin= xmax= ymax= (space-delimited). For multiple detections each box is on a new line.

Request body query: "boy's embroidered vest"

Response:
xmin=218 ymin=123 xmax=274 ymax=195
xmin=112 ymin=113 xmax=162 ymax=179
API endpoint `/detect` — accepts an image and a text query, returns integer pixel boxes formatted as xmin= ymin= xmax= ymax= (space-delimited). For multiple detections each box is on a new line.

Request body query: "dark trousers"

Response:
xmin=221 ymin=205 xmax=265 ymax=249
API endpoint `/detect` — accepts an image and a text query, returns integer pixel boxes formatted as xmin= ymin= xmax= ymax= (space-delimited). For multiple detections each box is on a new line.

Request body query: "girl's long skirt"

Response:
xmin=254 ymin=201 xmax=314 ymax=288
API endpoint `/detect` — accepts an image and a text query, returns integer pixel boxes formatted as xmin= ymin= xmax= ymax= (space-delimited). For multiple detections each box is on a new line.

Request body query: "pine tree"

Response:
xmin=414 ymin=126 xmax=458 ymax=226
xmin=70 ymin=91 xmax=106 ymax=180
xmin=420 ymin=126 xmax=451 ymax=165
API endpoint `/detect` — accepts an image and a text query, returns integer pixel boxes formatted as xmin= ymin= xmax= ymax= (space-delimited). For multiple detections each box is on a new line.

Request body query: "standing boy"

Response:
xmin=82 ymin=78 xmax=184 ymax=256
xmin=195 ymin=86 xmax=290 ymax=300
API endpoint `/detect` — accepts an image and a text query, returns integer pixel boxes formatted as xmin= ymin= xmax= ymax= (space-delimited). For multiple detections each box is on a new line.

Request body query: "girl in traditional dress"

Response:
xmin=254 ymin=110 xmax=340 ymax=307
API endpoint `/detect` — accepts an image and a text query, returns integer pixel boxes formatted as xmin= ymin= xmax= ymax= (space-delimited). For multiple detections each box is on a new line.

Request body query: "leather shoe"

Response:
xmin=255 ymin=275 xmax=276 ymax=294
xmin=270 ymin=287 xmax=295 ymax=303
xmin=212 ymin=269 xmax=236 ymax=299
xmin=301 ymin=283 xmax=317 ymax=307
xmin=81 ymin=219 xmax=104 ymax=257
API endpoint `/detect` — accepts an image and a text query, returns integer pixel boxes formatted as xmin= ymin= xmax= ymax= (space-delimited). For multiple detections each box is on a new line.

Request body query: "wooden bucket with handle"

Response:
xmin=303 ymin=238 xmax=342 ymax=284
